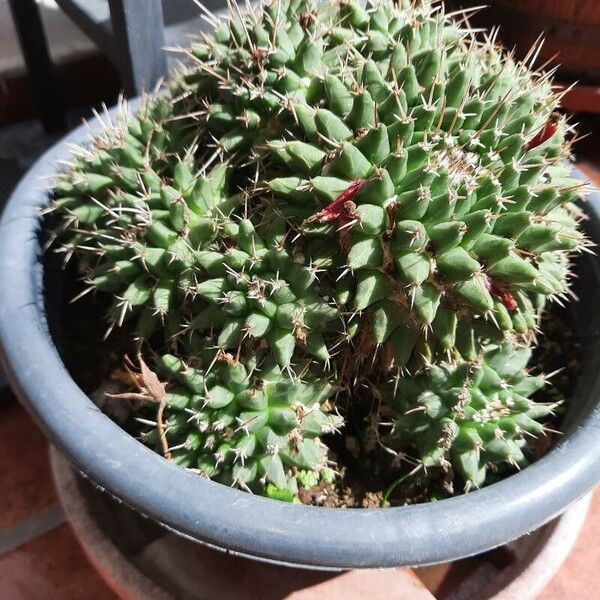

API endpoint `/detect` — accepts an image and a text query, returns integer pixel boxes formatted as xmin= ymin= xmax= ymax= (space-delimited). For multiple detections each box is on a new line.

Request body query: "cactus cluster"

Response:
xmin=145 ymin=353 xmax=341 ymax=495
xmin=50 ymin=0 xmax=586 ymax=503
xmin=386 ymin=343 xmax=554 ymax=491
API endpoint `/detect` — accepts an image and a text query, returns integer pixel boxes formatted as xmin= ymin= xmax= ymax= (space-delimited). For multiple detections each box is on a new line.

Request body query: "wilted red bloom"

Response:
xmin=305 ymin=179 xmax=366 ymax=224
xmin=526 ymin=114 xmax=559 ymax=151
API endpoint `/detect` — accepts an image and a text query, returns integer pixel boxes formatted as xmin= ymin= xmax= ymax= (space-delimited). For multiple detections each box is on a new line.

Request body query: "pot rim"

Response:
xmin=1 ymin=106 xmax=600 ymax=570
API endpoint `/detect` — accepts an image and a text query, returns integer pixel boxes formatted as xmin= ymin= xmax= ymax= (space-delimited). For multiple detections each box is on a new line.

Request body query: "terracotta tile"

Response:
xmin=543 ymin=490 xmax=600 ymax=600
xmin=415 ymin=563 xmax=454 ymax=594
xmin=0 ymin=523 xmax=119 ymax=600
xmin=0 ymin=404 xmax=56 ymax=529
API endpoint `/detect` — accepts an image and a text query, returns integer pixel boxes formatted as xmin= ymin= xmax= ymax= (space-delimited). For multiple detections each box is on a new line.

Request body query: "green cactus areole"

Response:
xmin=49 ymin=0 xmax=586 ymax=502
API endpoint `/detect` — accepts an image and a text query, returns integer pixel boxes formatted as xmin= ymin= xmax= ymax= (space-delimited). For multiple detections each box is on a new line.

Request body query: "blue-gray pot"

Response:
xmin=1 ymin=107 xmax=600 ymax=570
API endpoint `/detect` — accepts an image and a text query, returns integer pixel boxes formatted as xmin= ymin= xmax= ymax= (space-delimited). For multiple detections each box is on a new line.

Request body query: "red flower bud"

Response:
xmin=526 ymin=113 xmax=559 ymax=151
xmin=489 ymin=278 xmax=518 ymax=312
xmin=305 ymin=179 xmax=366 ymax=224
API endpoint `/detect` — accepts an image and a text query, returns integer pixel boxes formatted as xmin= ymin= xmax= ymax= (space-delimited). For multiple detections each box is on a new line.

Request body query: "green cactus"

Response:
xmin=140 ymin=353 xmax=341 ymax=496
xmin=384 ymin=343 xmax=556 ymax=492
xmin=174 ymin=0 xmax=586 ymax=376
xmin=49 ymin=0 xmax=585 ymax=501
xmin=52 ymin=97 xmax=209 ymax=340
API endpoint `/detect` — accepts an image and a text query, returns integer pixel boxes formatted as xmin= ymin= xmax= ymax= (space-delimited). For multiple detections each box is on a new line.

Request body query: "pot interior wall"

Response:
xmin=561 ymin=200 xmax=600 ymax=431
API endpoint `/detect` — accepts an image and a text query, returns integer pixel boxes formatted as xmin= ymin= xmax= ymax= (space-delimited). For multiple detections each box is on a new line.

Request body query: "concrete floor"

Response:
xmin=0 ymin=120 xmax=62 ymax=205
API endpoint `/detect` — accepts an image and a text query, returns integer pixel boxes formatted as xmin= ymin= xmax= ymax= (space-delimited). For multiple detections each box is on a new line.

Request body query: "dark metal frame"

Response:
xmin=7 ymin=0 xmax=168 ymax=132
xmin=7 ymin=0 xmax=67 ymax=133
xmin=107 ymin=0 xmax=167 ymax=95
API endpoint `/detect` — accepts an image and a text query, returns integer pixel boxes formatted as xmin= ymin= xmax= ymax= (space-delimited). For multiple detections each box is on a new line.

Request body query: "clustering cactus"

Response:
xmin=143 ymin=354 xmax=341 ymax=496
xmin=50 ymin=0 xmax=586 ymax=502
xmin=51 ymin=97 xmax=199 ymax=339
xmin=385 ymin=343 xmax=555 ymax=491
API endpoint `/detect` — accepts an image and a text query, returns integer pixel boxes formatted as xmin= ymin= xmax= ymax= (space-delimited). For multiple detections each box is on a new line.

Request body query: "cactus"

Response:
xmin=142 ymin=354 xmax=341 ymax=497
xmin=176 ymin=0 xmax=586 ymax=375
xmin=49 ymin=0 xmax=586 ymax=502
xmin=384 ymin=343 xmax=556 ymax=492
xmin=51 ymin=97 xmax=202 ymax=340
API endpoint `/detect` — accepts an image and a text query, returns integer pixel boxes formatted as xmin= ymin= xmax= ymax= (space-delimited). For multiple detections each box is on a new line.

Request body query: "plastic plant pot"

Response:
xmin=1 ymin=105 xmax=600 ymax=571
